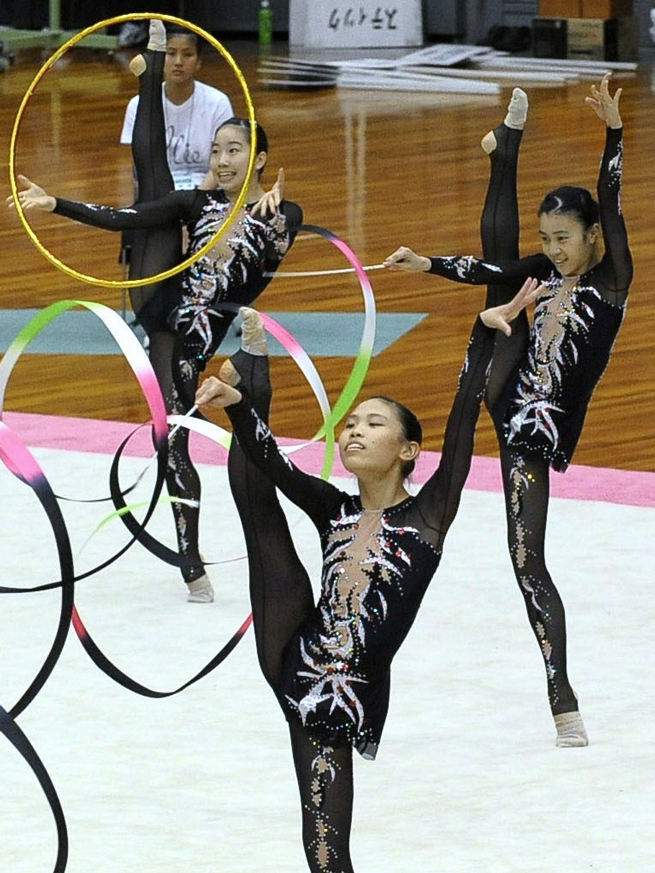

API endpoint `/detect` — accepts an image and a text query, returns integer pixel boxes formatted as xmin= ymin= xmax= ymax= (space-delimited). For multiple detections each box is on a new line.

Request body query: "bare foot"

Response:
xmin=218 ymin=359 xmax=240 ymax=387
xmin=481 ymin=131 xmax=497 ymax=154
xmin=129 ymin=54 xmax=146 ymax=77
xmin=240 ymin=307 xmax=268 ymax=356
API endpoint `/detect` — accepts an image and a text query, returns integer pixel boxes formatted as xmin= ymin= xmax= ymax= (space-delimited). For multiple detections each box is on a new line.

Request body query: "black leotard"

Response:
xmin=426 ymin=127 xmax=632 ymax=471
xmin=226 ymin=317 xmax=496 ymax=759
xmin=53 ymin=191 xmax=303 ymax=361
xmin=50 ymin=49 xmax=302 ymax=587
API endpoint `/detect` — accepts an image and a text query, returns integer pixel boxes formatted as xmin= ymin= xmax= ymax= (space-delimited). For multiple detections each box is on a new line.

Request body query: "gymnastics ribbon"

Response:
xmin=281 ymin=225 xmax=377 ymax=446
xmin=76 ymin=416 xmax=254 ymax=697
xmin=0 ymin=300 xmax=171 ymax=592
xmin=0 ymin=423 xmax=74 ymax=872
xmin=71 ymin=608 xmax=253 ymax=699
xmin=0 ymin=300 xmax=255 ymax=697
xmin=0 ymin=424 xmax=74 ymax=718
xmin=162 ymin=220 xmax=380 ymax=484
xmin=8 ymin=12 xmax=258 ymax=290
xmin=0 ymin=299 xmax=167 ymax=438
xmin=0 ymin=706 xmax=68 ymax=873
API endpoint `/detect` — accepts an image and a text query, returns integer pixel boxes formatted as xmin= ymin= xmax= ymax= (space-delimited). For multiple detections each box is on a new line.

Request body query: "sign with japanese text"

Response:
xmin=289 ymin=0 xmax=423 ymax=48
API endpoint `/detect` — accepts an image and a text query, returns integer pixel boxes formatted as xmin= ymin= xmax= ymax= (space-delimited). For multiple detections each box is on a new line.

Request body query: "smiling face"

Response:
xmin=338 ymin=398 xmax=420 ymax=481
xmin=164 ymin=35 xmax=202 ymax=88
xmin=209 ymin=125 xmax=267 ymax=196
xmin=538 ymin=211 xmax=600 ymax=278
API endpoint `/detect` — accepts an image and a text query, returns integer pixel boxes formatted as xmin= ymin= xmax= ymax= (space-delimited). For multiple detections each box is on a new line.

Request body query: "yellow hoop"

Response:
xmin=9 ymin=13 xmax=257 ymax=289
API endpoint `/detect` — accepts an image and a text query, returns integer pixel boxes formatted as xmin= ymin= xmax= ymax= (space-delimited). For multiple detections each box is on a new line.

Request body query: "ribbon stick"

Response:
xmin=287 ymin=225 xmax=377 ymax=443
xmin=265 ymin=263 xmax=385 ymax=278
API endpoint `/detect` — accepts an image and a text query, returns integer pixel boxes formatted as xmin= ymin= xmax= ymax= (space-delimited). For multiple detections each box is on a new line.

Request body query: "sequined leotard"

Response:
xmin=49 ymin=50 xmax=302 ymax=593
xmin=426 ymin=127 xmax=632 ymax=471
xmin=226 ymin=317 xmax=496 ymax=759
xmin=53 ymin=191 xmax=302 ymax=363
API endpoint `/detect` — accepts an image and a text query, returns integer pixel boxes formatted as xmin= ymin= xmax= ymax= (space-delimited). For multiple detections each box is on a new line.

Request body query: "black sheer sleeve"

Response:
xmin=427 ymin=253 xmax=550 ymax=287
xmin=281 ymin=201 xmax=303 ymax=241
xmin=413 ymin=316 xmax=496 ymax=548
xmin=595 ymin=126 xmax=632 ymax=304
xmin=53 ymin=190 xmax=199 ymax=232
xmin=260 ymin=200 xmax=303 ymax=267
xmin=225 ymin=398 xmax=342 ymax=527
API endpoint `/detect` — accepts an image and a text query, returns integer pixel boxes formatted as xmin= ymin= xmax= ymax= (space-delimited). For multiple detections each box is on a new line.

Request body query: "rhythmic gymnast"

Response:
xmin=194 ymin=284 xmax=540 ymax=873
xmin=384 ymin=74 xmax=632 ymax=747
xmin=8 ymin=20 xmax=302 ymax=604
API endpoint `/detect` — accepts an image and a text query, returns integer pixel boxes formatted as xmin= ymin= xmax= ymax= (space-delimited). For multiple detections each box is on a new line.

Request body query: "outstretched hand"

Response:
xmin=195 ymin=375 xmax=242 ymax=409
xmin=251 ymin=168 xmax=285 ymax=217
xmin=585 ymin=72 xmax=622 ymax=129
xmin=480 ymin=277 xmax=543 ymax=336
xmin=383 ymin=246 xmax=431 ymax=272
xmin=5 ymin=175 xmax=56 ymax=212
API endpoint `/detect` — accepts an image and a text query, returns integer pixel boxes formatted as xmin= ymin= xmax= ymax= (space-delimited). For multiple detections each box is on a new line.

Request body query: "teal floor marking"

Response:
xmin=0 ymin=309 xmax=427 ymax=357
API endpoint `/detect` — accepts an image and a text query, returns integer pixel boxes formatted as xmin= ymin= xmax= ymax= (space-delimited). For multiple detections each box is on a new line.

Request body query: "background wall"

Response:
xmin=186 ymin=0 xmax=653 ymax=55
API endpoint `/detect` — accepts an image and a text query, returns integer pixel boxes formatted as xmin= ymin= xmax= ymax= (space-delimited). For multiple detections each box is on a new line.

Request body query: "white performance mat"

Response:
xmin=1 ymin=446 xmax=653 ymax=873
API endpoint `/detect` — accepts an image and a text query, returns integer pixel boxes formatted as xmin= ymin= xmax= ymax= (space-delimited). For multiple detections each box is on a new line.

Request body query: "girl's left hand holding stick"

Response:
xmin=195 ymin=376 xmax=242 ymax=408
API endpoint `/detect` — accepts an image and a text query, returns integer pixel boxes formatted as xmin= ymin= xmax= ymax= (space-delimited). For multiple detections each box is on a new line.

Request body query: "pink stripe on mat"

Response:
xmin=4 ymin=411 xmax=654 ymax=508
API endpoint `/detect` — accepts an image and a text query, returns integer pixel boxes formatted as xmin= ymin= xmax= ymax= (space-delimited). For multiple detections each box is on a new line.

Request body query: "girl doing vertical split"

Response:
xmin=384 ymin=74 xmax=632 ymax=746
xmin=9 ymin=20 xmax=302 ymax=603
xmin=194 ymin=282 xmax=539 ymax=872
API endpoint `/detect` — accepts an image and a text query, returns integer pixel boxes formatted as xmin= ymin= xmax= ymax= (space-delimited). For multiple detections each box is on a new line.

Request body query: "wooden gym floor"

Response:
xmin=1 ymin=41 xmax=653 ymax=471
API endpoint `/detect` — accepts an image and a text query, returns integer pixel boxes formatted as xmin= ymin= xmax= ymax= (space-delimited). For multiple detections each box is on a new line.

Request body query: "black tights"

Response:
xmin=481 ymin=124 xmax=576 ymax=714
xmin=130 ymin=49 xmax=204 ymax=583
xmin=227 ymin=351 xmax=355 ymax=873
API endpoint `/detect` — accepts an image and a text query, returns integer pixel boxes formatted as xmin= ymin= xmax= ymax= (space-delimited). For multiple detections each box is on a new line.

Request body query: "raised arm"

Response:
xmin=251 ymin=168 xmax=285 ymax=218
xmin=585 ymin=73 xmax=632 ymax=300
xmin=195 ymin=376 xmax=340 ymax=522
xmin=414 ymin=279 xmax=542 ymax=545
xmin=252 ymin=192 xmax=304 ymax=278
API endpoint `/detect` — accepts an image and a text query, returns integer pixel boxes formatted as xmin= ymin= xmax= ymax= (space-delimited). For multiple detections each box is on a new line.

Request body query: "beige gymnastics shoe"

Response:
xmin=554 ymin=711 xmax=589 ymax=748
xmin=186 ymin=575 xmax=215 ymax=603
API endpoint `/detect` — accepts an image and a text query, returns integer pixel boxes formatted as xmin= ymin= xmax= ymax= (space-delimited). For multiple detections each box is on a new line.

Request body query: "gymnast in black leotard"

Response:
xmin=194 ymin=284 xmax=539 ymax=873
xmin=10 ymin=21 xmax=302 ymax=604
xmin=384 ymin=74 xmax=632 ymax=747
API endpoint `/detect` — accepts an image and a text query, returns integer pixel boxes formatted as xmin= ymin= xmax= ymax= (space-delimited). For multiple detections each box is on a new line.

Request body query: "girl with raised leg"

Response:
xmin=384 ymin=75 xmax=632 ymax=747
xmin=195 ymin=282 xmax=540 ymax=871
xmin=7 ymin=19 xmax=302 ymax=603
